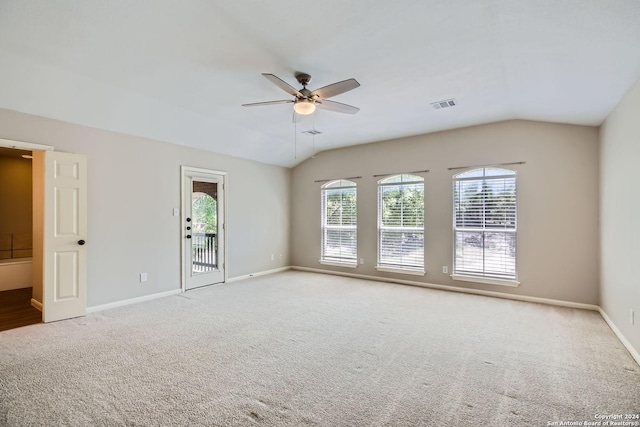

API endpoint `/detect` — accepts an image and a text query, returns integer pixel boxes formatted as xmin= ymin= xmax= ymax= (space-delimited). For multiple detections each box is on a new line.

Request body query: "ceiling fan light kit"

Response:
xmin=294 ymin=99 xmax=316 ymax=115
xmin=243 ymin=72 xmax=360 ymax=115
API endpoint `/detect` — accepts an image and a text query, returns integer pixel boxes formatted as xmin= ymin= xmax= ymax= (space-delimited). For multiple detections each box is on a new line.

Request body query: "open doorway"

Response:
xmin=0 ymin=139 xmax=87 ymax=328
xmin=0 ymin=146 xmax=40 ymax=331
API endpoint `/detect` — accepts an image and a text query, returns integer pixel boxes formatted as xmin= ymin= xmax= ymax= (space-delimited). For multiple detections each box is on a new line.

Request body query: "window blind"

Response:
xmin=321 ymin=181 xmax=357 ymax=265
xmin=377 ymin=175 xmax=424 ymax=271
xmin=453 ymin=168 xmax=517 ymax=280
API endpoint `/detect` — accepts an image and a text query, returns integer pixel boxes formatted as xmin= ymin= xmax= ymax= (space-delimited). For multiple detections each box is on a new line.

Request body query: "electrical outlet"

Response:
xmin=442 ymin=266 xmax=448 ymax=274
xmin=140 ymin=273 xmax=148 ymax=283
xmin=271 ymin=253 xmax=274 ymax=261
xmin=279 ymin=253 xmax=283 ymax=260
xmin=360 ymin=258 xmax=364 ymax=265
xmin=631 ymin=309 xmax=635 ymax=325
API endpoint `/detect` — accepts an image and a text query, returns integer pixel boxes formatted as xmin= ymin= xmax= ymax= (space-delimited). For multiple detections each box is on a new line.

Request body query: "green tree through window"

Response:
xmin=192 ymin=193 xmax=217 ymax=234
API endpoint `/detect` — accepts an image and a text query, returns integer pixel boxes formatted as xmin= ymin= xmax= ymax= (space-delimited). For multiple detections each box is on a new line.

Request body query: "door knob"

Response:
xmin=186 ymin=226 xmax=191 ymax=230
xmin=186 ymin=235 xmax=192 ymax=239
xmin=186 ymin=217 xmax=191 ymax=222
xmin=78 ymin=240 xmax=86 ymax=245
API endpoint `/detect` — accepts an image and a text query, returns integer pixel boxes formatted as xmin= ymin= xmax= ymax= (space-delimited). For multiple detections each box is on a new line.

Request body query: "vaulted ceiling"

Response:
xmin=0 ymin=1 xmax=639 ymax=167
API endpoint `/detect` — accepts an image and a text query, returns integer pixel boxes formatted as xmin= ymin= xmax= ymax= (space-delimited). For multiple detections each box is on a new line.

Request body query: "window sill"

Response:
xmin=451 ymin=274 xmax=520 ymax=287
xmin=375 ymin=266 xmax=426 ymax=276
xmin=319 ymin=260 xmax=358 ymax=269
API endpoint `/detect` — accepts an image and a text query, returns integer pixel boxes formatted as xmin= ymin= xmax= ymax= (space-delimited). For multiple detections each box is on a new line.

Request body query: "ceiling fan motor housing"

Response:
xmin=299 ymin=88 xmax=312 ymax=99
xmin=295 ymin=72 xmax=312 ymax=87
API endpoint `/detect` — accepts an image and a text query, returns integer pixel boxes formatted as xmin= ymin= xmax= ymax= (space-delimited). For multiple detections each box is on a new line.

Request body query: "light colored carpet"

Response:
xmin=0 ymin=271 xmax=638 ymax=426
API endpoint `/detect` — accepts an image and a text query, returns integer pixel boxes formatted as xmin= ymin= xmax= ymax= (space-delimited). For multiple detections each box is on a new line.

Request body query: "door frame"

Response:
xmin=0 ymin=138 xmax=54 ymax=152
xmin=180 ymin=166 xmax=227 ymax=291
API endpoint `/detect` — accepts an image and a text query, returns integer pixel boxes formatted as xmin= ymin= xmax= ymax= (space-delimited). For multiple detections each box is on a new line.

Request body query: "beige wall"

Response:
xmin=0 ymin=155 xmax=32 ymax=250
xmin=0 ymin=108 xmax=291 ymax=307
xmin=291 ymin=120 xmax=600 ymax=304
xmin=0 ymin=154 xmax=33 ymax=296
xmin=600 ymin=76 xmax=640 ymax=355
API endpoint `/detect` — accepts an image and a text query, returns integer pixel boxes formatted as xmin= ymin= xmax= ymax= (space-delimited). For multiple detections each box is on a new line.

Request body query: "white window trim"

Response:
xmin=321 ymin=181 xmax=357 ymax=265
xmin=375 ymin=266 xmax=426 ymax=276
xmin=377 ymin=175 xmax=425 ymax=273
xmin=452 ymin=168 xmax=517 ymax=281
xmin=451 ymin=274 xmax=520 ymax=287
xmin=319 ymin=260 xmax=358 ymax=268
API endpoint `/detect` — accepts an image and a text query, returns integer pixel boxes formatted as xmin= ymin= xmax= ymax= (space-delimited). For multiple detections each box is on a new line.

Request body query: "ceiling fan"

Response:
xmin=242 ymin=72 xmax=360 ymax=115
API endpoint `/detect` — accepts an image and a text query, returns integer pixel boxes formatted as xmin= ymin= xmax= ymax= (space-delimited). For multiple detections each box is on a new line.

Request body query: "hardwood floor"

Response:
xmin=0 ymin=287 xmax=42 ymax=332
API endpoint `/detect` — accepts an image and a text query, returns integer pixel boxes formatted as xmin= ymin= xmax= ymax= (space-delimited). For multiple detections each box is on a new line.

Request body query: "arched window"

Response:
xmin=320 ymin=180 xmax=357 ymax=266
xmin=377 ymin=174 xmax=425 ymax=273
xmin=453 ymin=168 xmax=517 ymax=282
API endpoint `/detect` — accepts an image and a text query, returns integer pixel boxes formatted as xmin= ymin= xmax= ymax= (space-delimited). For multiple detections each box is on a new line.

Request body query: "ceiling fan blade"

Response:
xmin=316 ymin=99 xmax=360 ymax=114
xmin=310 ymin=78 xmax=360 ymax=99
xmin=242 ymin=100 xmax=294 ymax=107
xmin=262 ymin=73 xmax=303 ymax=97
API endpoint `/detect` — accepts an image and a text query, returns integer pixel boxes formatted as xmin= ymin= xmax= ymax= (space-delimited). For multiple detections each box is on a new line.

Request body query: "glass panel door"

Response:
xmin=191 ymin=180 xmax=217 ymax=275
xmin=182 ymin=168 xmax=225 ymax=291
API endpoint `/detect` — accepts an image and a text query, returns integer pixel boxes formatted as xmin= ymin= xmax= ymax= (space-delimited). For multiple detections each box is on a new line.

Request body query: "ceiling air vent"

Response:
xmin=302 ymin=129 xmax=322 ymax=135
xmin=431 ymin=98 xmax=457 ymax=110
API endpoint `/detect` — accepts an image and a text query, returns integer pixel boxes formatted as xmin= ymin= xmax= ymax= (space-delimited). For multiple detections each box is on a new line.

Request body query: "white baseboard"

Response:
xmin=85 ymin=267 xmax=291 ymax=314
xmin=227 ymin=266 xmax=291 ymax=283
xmin=30 ymin=298 xmax=43 ymax=312
xmin=291 ymin=266 xmax=599 ymax=311
xmin=598 ymin=308 xmax=640 ymax=367
xmin=86 ymin=289 xmax=182 ymax=313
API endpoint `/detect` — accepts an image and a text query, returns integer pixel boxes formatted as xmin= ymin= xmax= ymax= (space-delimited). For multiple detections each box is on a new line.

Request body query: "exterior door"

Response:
xmin=37 ymin=151 xmax=88 ymax=322
xmin=182 ymin=167 xmax=225 ymax=290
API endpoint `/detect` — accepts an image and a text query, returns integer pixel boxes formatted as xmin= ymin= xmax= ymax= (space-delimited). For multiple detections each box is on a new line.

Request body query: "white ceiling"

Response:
xmin=0 ymin=1 xmax=639 ymax=168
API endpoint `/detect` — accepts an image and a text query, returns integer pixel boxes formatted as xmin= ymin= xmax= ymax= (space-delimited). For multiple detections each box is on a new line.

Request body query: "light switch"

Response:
xmin=173 ymin=208 xmax=179 ymax=216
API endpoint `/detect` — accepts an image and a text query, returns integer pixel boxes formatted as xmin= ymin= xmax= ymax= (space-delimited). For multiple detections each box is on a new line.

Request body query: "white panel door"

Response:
xmin=42 ymin=151 xmax=87 ymax=322
xmin=182 ymin=167 xmax=225 ymax=290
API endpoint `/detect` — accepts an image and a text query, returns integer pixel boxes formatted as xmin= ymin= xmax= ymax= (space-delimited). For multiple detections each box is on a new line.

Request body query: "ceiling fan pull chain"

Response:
xmin=294 ymin=115 xmax=297 ymax=160
xmin=312 ymin=112 xmax=316 ymax=158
